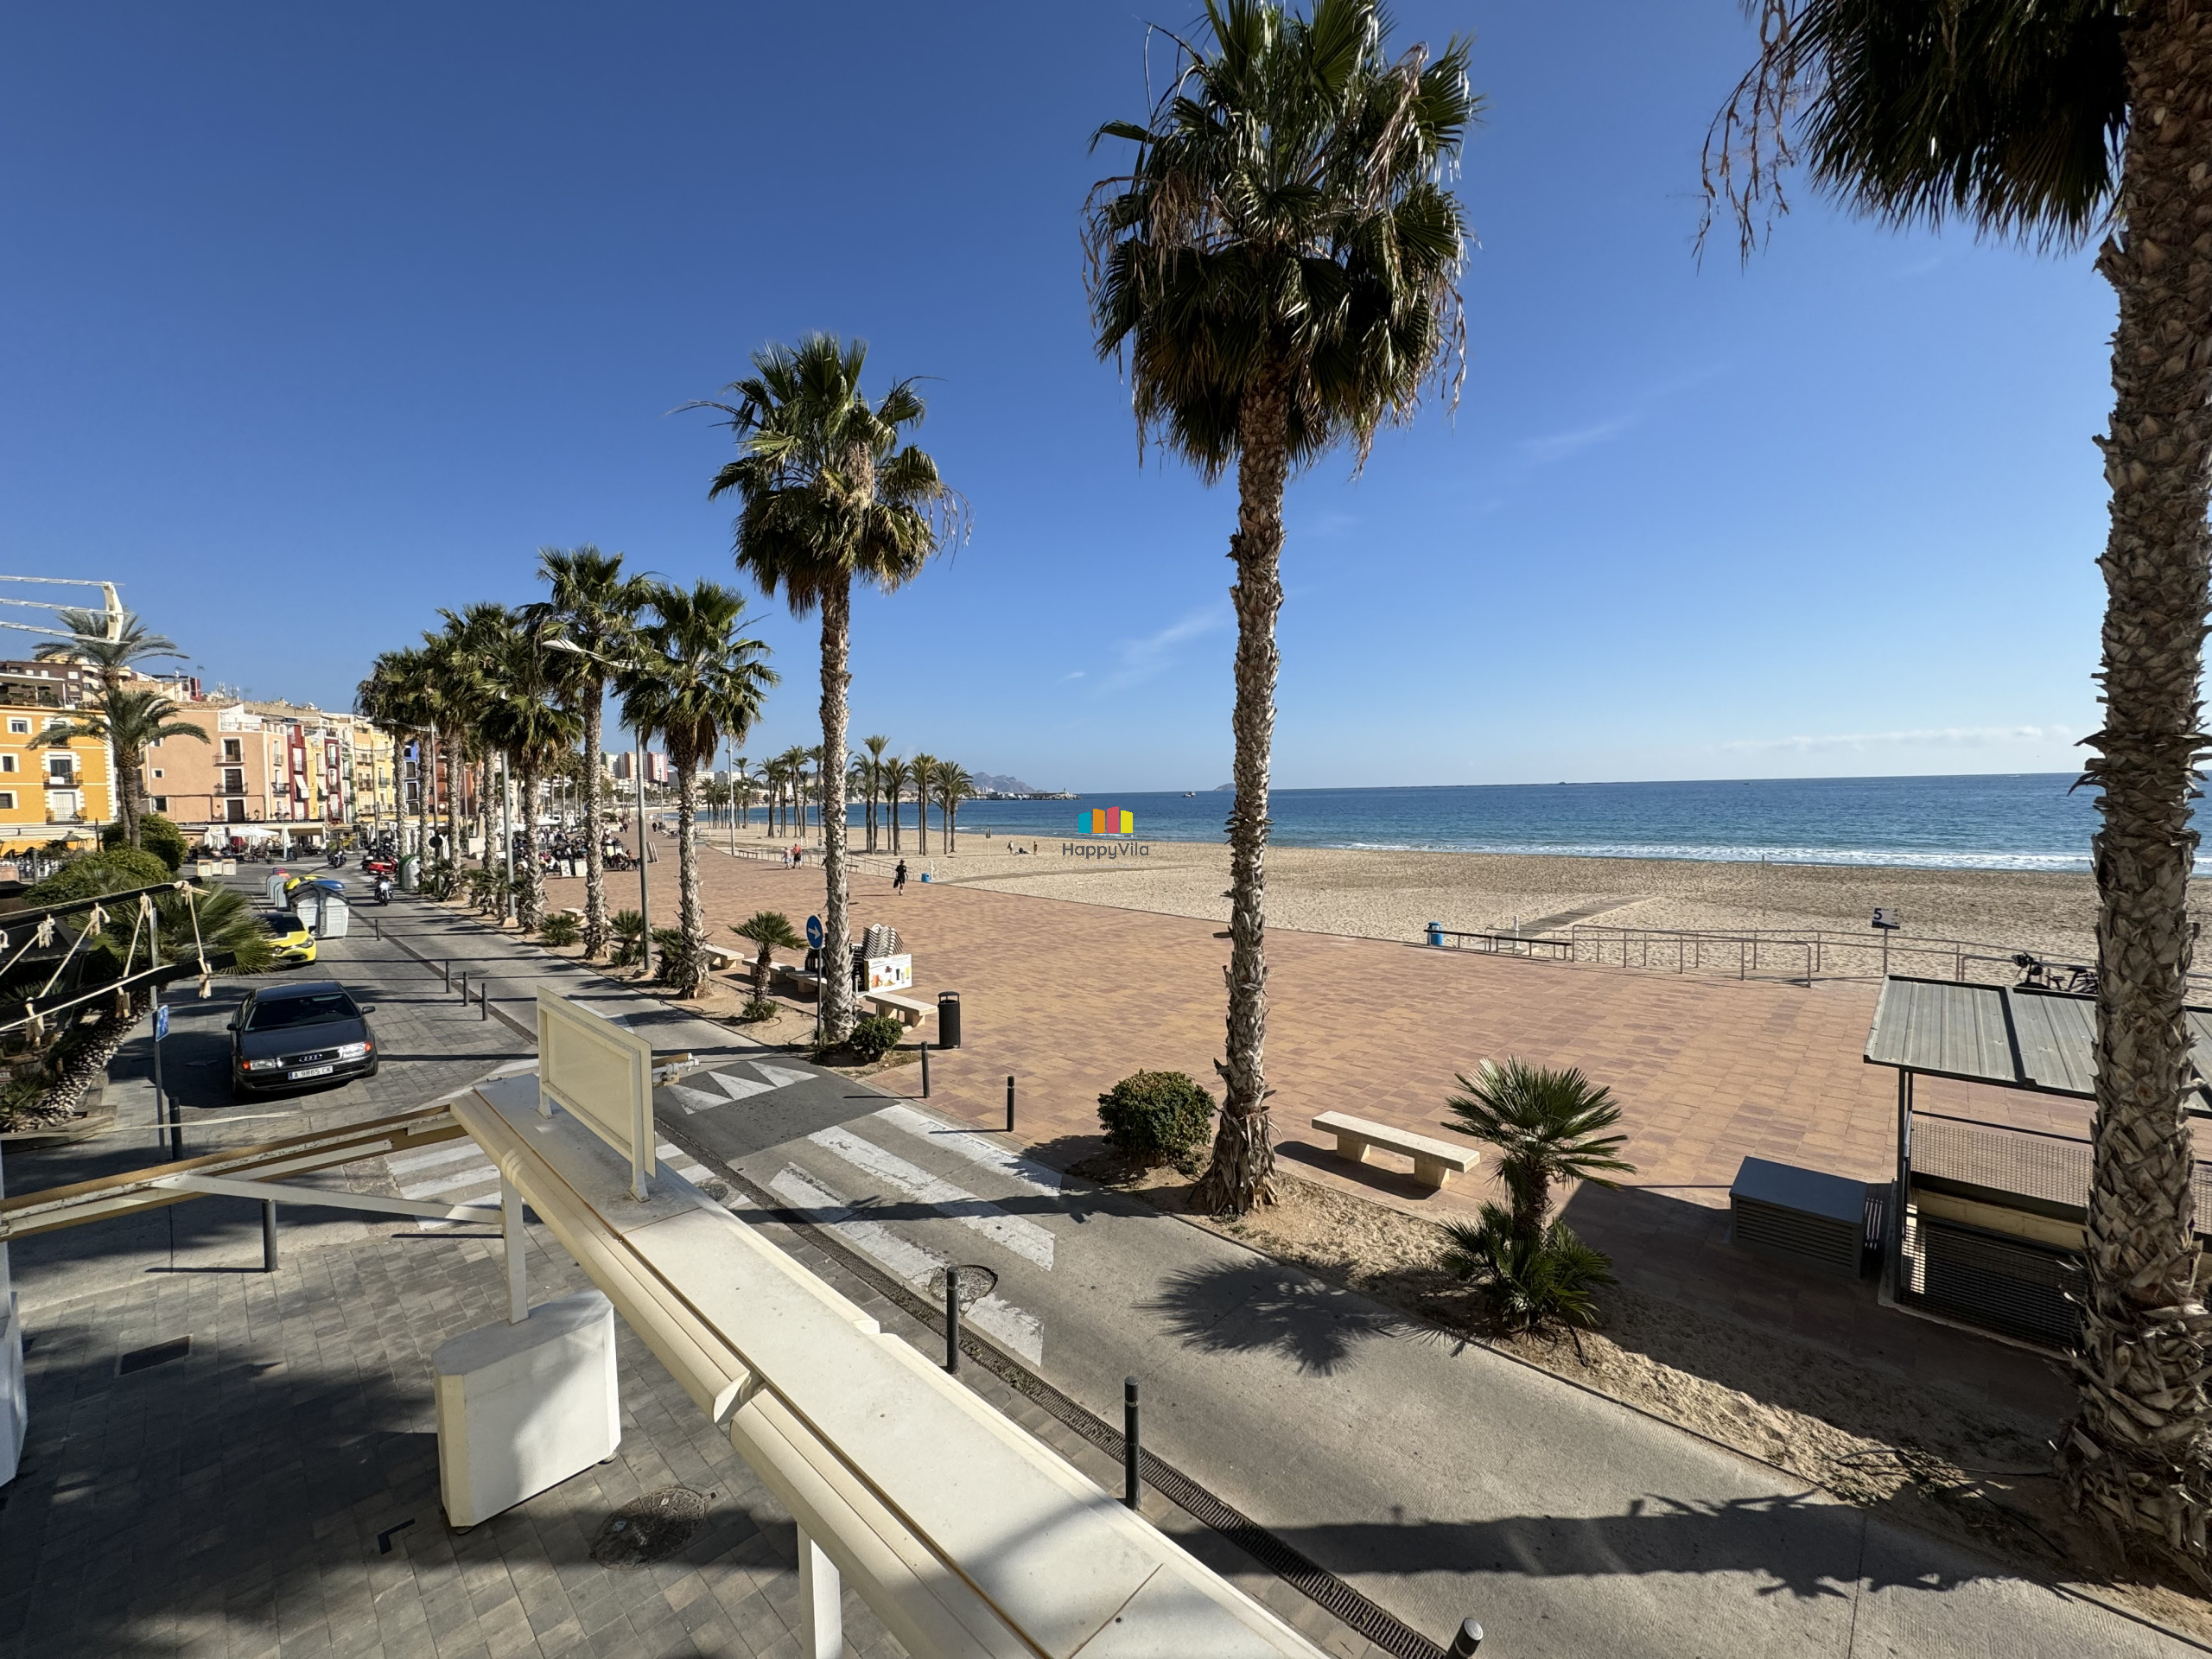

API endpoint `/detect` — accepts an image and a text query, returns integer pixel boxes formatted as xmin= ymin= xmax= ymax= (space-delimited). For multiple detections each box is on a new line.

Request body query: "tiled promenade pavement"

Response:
xmin=569 ymin=837 xmax=2082 ymax=1416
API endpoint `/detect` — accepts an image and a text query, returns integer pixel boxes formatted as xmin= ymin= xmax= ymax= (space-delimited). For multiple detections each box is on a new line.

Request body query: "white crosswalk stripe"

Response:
xmin=654 ymin=1141 xmax=720 ymax=1191
xmin=807 ymin=1125 xmax=1055 ymax=1269
xmin=872 ymin=1104 xmax=1063 ymax=1196
xmin=660 ymin=1060 xmax=817 ymax=1115
xmin=769 ymin=1165 xmax=1044 ymax=1363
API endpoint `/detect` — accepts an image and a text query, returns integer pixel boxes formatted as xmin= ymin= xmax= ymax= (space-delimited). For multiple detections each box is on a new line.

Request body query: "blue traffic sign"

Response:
xmin=153 ymin=1004 xmax=169 ymax=1042
xmin=805 ymin=914 xmax=824 ymax=950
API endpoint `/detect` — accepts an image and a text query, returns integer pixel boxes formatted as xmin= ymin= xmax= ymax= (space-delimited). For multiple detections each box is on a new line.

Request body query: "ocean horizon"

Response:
xmin=944 ymin=772 xmax=2101 ymax=873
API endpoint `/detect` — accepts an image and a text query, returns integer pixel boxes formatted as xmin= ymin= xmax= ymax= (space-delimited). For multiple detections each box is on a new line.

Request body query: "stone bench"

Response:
xmin=861 ymin=990 xmax=931 ymax=1029
xmin=702 ymin=942 xmax=743 ymax=972
xmin=1311 ymin=1110 xmax=1477 ymax=1191
xmin=770 ymin=963 xmax=822 ymax=999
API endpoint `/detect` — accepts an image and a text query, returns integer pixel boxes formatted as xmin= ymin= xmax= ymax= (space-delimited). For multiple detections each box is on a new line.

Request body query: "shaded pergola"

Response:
xmin=1862 ymin=976 xmax=2212 ymax=1347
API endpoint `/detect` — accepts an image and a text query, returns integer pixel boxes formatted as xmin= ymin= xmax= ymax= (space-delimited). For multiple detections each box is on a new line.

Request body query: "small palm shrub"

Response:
xmin=845 ymin=1014 xmax=904 ymax=1064
xmin=652 ymin=927 xmax=706 ymax=995
xmin=739 ymin=997 xmax=779 ymax=1023
xmin=1442 ymin=1203 xmax=1616 ymax=1333
xmin=536 ymin=914 xmax=582 ymax=948
xmin=417 ymin=856 xmax=456 ymax=899
xmin=608 ymin=909 xmax=646 ymax=968
xmin=1096 ymin=1071 xmax=1217 ymax=1167
xmin=464 ymin=867 xmax=510 ymax=913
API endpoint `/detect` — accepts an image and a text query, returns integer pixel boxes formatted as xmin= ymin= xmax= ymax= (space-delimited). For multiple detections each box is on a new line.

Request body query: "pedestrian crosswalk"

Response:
xmin=385 ymin=1080 xmax=1060 ymax=1363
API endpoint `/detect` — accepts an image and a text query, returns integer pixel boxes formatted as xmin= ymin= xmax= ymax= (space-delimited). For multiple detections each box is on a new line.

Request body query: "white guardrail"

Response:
xmin=457 ymin=1056 xmax=1330 ymax=1659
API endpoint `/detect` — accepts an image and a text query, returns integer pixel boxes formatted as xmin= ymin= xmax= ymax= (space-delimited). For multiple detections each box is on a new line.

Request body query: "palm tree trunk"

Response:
xmin=118 ymin=753 xmax=142 ymax=849
xmin=818 ymin=582 xmax=857 ymax=1042
xmin=581 ymin=680 xmax=607 ymax=957
xmin=515 ymin=757 xmax=544 ymax=929
xmin=1194 ymin=364 xmax=1289 ymax=1217
xmin=676 ymin=760 xmax=704 ymax=996
xmin=889 ymin=782 xmax=900 ymax=853
xmin=445 ymin=740 xmax=462 ymax=876
xmin=2058 ymin=2 xmax=2212 ymax=1560
xmin=476 ymin=757 xmax=494 ymax=868
xmin=917 ymin=784 xmax=929 ymax=855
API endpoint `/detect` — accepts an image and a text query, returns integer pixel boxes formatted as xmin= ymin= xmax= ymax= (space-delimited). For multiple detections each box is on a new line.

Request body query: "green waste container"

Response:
xmin=398 ymin=855 xmax=421 ymax=893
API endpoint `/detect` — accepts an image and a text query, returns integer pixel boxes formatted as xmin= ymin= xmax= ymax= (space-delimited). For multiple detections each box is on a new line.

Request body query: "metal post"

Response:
xmin=1122 ymin=1376 xmax=1141 ymax=1510
xmin=502 ymin=1177 xmax=527 ymax=1324
xmin=944 ymin=1268 xmax=961 ymax=1374
xmin=442 ymin=959 xmax=450 ymax=990
xmin=1006 ymin=1075 xmax=1014 ymax=1135
xmin=635 ymin=734 xmax=652 ymax=978
xmin=1447 ymin=1620 xmax=1484 ymax=1656
xmin=1891 ymin=1069 xmax=1912 ymax=1292
xmin=480 ymin=982 xmax=488 ymax=1020
xmin=919 ymin=1040 xmax=930 ymax=1098
xmin=261 ymin=1200 xmax=278 ymax=1273
xmin=458 ymin=971 xmax=467 ymax=1002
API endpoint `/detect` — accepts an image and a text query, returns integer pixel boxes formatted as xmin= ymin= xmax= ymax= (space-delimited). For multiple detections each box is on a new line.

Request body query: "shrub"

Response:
xmin=26 ymin=847 xmax=172 ymax=905
xmin=536 ymin=914 xmax=582 ymax=948
xmin=1441 ymin=1204 xmax=1616 ymax=1334
xmin=607 ymin=909 xmax=646 ymax=968
xmin=845 ymin=1014 xmax=903 ymax=1064
xmin=1096 ymin=1071 xmax=1217 ymax=1166
xmin=738 ymin=997 xmax=779 ymax=1024
xmin=105 ymin=814 xmax=188 ymax=873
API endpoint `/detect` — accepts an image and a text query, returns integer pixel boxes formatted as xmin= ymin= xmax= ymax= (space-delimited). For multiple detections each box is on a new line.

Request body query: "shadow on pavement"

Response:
xmin=1141 ymin=1257 xmax=1414 ymax=1376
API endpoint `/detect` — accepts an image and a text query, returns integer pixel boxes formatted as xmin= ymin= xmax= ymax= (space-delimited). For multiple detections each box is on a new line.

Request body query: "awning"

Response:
xmin=1865 ymin=976 xmax=2212 ymax=1099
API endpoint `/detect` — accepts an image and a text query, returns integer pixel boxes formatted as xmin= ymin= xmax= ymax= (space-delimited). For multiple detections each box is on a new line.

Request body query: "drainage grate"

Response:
xmin=589 ymin=1487 xmax=709 ymax=1567
xmin=116 ymin=1337 xmax=190 ymax=1376
xmin=714 ymin=1156 xmax=1449 ymax=1659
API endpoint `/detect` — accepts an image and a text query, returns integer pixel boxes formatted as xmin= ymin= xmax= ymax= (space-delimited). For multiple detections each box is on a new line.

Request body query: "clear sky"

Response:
xmin=0 ymin=2 xmax=2118 ymax=791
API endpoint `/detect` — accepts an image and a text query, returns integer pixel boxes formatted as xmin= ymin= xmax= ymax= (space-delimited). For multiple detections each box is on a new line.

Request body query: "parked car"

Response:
xmin=260 ymin=911 xmax=318 ymax=967
xmin=229 ymin=981 xmax=378 ymax=1102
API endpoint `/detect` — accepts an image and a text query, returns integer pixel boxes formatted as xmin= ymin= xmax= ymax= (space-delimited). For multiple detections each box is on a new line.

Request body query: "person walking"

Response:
xmin=893 ymin=859 xmax=907 ymax=896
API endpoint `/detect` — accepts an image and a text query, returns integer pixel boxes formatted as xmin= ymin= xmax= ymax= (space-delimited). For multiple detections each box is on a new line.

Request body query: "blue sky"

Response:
xmin=0 ymin=2 xmax=2116 ymax=791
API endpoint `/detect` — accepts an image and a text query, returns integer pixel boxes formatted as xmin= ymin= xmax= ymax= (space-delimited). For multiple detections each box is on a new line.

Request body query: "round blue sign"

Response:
xmin=805 ymin=914 xmax=823 ymax=949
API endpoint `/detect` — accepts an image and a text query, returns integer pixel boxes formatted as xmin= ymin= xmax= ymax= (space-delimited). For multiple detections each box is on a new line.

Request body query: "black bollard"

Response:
xmin=1123 ymin=1377 xmax=1141 ymax=1510
xmin=1006 ymin=1075 xmax=1014 ymax=1134
xmin=1446 ymin=1619 xmax=1484 ymax=1656
xmin=442 ymin=959 xmax=450 ymax=990
xmin=919 ymin=1040 xmax=930 ymax=1098
xmin=944 ymin=1268 xmax=961 ymax=1374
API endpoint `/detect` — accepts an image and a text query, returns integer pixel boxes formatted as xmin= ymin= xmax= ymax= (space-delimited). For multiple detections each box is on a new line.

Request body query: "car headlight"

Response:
xmin=243 ymin=1058 xmax=286 ymax=1072
xmin=335 ymin=1042 xmax=371 ymax=1059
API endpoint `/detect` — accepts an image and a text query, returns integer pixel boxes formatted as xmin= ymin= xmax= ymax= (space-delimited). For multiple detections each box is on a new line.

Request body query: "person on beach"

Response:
xmin=893 ymin=860 xmax=908 ymax=895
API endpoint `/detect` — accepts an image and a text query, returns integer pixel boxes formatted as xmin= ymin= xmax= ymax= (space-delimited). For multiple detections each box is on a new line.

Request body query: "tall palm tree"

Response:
xmin=531 ymin=546 xmax=654 ymax=958
xmin=616 ymin=581 xmax=776 ymax=996
xmin=936 ymin=761 xmax=974 ymax=853
xmin=694 ymin=334 xmax=966 ymax=1044
xmin=40 ymin=687 xmax=207 ymax=849
xmin=861 ymin=734 xmax=892 ymax=852
xmin=1705 ymin=0 xmax=2212 ymax=1570
xmin=355 ymin=649 xmax=435 ymax=857
xmin=419 ymin=629 xmax=473 ymax=871
xmin=34 ymin=608 xmax=181 ymax=696
xmin=732 ymin=755 xmax=753 ymax=830
xmin=438 ymin=602 xmax=514 ymax=877
xmin=909 ymin=753 xmax=939 ymax=855
xmin=882 ymin=754 xmax=911 ymax=854
xmin=481 ymin=616 xmax=581 ymax=932
xmin=1086 ymin=0 xmax=1474 ymax=1214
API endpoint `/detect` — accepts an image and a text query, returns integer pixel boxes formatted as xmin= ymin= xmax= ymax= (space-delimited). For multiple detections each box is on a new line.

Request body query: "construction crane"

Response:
xmin=0 ymin=577 xmax=123 ymax=646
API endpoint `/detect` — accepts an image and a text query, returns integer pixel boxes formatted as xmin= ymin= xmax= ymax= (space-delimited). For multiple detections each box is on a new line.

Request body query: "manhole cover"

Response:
xmin=925 ymin=1265 xmax=998 ymax=1311
xmin=589 ymin=1487 xmax=709 ymax=1567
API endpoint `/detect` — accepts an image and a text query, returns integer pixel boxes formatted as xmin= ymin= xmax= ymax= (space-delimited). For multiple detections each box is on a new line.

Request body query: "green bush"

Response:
xmin=1441 ymin=1204 xmax=1616 ymax=1333
xmin=738 ymin=997 xmax=779 ymax=1024
xmin=536 ymin=913 xmax=582 ymax=948
xmin=846 ymin=1014 xmax=904 ymax=1064
xmin=607 ymin=909 xmax=645 ymax=968
xmin=26 ymin=847 xmax=172 ymax=905
xmin=104 ymin=814 xmax=188 ymax=873
xmin=1096 ymin=1071 xmax=1217 ymax=1166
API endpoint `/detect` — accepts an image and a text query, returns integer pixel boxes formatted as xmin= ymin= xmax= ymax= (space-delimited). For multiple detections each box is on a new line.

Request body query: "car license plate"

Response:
xmin=289 ymin=1065 xmax=334 ymax=1079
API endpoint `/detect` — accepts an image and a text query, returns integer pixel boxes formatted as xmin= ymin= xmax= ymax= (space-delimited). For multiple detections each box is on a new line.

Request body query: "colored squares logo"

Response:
xmin=1078 ymin=808 xmax=1135 ymax=836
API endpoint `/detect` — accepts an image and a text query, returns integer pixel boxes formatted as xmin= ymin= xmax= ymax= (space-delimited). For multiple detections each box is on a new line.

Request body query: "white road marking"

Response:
xmin=707 ymin=1070 xmax=778 ymax=1102
xmin=752 ymin=1063 xmax=814 ymax=1090
xmin=769 ymin=1166 xmax=1044 ymax=1363
xmin=388 ymin=1142 xmax=484 ymax=1176
xmin=402 ymin=1165 xmax=500 ymax=1199
xmin=873 ymin=1104 xmax=1064 ymax=1196
xmin=662 ymin=1083 xmax=728 ymax=1115
xmin=806 ymin=1126 xmax=1055 ymax=1269
xmin=654 ymin=1141 xmax=719 ymax=1188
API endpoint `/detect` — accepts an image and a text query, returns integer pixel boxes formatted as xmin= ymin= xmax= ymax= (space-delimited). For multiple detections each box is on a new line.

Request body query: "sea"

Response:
xmin=948 ymin=773 xmax=2103 ymax=874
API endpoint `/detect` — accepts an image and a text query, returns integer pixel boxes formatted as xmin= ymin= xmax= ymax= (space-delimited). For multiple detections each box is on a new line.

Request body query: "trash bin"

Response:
xmin=1427 ymin=920 xmax=1445 ymax=947
xmin=398 ymin=855 xmax=420 ymax=893
xmin=937 ymin=991 xmax=962 ymax=1050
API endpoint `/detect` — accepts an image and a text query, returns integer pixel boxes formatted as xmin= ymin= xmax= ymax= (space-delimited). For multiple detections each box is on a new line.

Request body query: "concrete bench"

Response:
xmin=702 ymin=942 xmax=743 ymax=972
xmin=560 ymin=906 xmax=584 ymax=920
xmin=1311 ymin=1110 xmax=1477 ymax=1191
xmin=861 ymin=990 xmax=931 ymax=1029
xmin=770 ymin=963 xmax=822 ymax=998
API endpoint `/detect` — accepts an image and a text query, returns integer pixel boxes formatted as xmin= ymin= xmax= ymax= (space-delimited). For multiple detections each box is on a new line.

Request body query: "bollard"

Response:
xmin=944 ymin=1268 xmax=961 ymax=1374
xmin=1006 ymin=1074 xmax=1015 ymax=1134
xmin=1446 ymin=1619 xmax=1483 ymax=1656
xmin=480 ymin=982 xmax=488 ymax=1021
xmin=442 ymin=959 xmax=450 ymax=990
xmin=1123 ymin=1377 xmax=1141 ymax=1510
xmin=919 ymin=1040 xmax=930 ymax=1099
xmin=262 ymin=1200 xmax=278 ymax=1274
xmin=458 ymin=971 xmax=467 ymax=1002
xmin=372 ymin=916 xmax=379 ymax=940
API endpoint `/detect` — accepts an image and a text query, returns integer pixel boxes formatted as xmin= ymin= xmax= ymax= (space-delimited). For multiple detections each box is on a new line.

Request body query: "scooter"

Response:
xmin=373 ymin=878 xmax=393 ymax=906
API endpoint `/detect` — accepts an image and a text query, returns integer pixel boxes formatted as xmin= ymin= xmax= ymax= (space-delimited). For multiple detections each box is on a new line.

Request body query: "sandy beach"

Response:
xmin=708 ymin=821 xmax=2108 ymax=977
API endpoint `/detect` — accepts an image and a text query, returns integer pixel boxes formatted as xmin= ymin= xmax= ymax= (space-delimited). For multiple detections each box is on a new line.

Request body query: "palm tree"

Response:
xmin=1705 ymin=0 xmax=2212 ymax=1568
xmin=861 ymin=734 xmax=892 ymax=852
xmin=355 ymin=649 xmax=435 ymax=857
xmin=909 ymin=753 xmax=938 ymax=855
xmin=34 ymin=608 xmax=181 ymax=696
xmin=882 ymin=754 xmax=911 ymax=853
xmin=1443 ymin=1059 xmax=1635 ymax=1241
xmin=40 ymin=688 xmax=208 ymax=849
xmin=732 ymin=755 xmax=753 ymax=830
xmin=731 ymin=910 xmax=806 ymax=1003
xmin=616 ymin=582 xmax=777 ymax=996
xmin=694 ymin=334 xmax=966 ymax=1044
xmin=937 ymin=761 xmax=974 ymax=853
xmin=1086 ymin=0 xmax=1474 ymax=1215
xmin=437 ymin=602 xmax=515 ymax=876
xmin=531 ymin=546 xmax=653 ymax=958
xmin=419 ymin=629 xmax=473 ymax=870
xmin=481 ymin=616 xmax=581 ymax=932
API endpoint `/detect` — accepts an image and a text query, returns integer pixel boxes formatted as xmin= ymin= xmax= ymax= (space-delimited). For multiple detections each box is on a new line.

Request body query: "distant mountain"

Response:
xmin=1214 ymin=783 xmax=1233 ymax=791
xmin=971 ymin=771 xmax=1046 ymax=797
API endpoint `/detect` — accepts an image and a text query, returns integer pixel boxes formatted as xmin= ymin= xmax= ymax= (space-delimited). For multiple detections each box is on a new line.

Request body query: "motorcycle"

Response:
xmin=373 ymin=878 xmax=393 ymax=906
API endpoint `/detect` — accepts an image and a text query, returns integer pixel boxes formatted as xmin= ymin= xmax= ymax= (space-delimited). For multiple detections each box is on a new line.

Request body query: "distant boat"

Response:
xmin=1183 ymin=791 xmax=1197 ymax=798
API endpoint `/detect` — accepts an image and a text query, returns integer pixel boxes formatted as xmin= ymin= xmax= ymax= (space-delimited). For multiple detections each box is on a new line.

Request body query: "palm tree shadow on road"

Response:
xmin=1141 ymin=1257 xmax=1414 ymax=1377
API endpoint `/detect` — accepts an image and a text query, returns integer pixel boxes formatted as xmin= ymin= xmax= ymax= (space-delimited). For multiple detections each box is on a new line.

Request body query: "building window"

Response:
xmin=47 ymin=755 xmax=73 ymax=781
xmin=1 ymin=755 xmax=14 ymax=774
xmin=0 ymin=793 xmax=16 ymax=810
xmin=222 ymin=768 xmax=245 ymax=794
xmin=222 ymin=739 xmax=242 ymax=763
xmin=42 ymin=717 xmax=66 ymax=730
xmin=7 ymin=720 xmax=26 ymax=736
xmin=149 ymin=796 xmax=167 ymax=813
xmin=149 ymin=767 xmax=163 ymax=779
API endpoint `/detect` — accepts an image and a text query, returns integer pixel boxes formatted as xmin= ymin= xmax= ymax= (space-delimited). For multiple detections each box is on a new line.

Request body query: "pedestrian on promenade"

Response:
xmin=893 ymin=860 xmax=907 ymax=895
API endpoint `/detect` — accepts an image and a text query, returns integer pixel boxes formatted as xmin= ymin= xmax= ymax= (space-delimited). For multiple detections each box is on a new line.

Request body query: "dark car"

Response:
xmin=228 ymin=980 xmax=378 ymax=1102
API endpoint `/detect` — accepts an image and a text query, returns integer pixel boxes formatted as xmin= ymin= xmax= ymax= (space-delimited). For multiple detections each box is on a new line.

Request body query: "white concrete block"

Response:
xmin=434 ymin=1289 xmax=619 ymax=1528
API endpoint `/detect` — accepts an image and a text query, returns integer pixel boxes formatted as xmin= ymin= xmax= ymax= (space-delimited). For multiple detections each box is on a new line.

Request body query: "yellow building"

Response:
xmin=0 ymin=662 xmax=112 ymax=852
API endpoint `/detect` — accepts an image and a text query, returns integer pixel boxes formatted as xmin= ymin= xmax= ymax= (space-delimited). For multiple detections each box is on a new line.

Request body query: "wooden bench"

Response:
xmin=1311 ymin=1111 xmax=1477 ymax=1191
xmin=861 ymin=990 xmax=931 ymax=1029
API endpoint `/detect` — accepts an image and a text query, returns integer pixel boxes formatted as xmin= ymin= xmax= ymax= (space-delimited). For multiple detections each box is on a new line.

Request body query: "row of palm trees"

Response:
xmin=357 ymin=550 xmax=775 ymax=995
xmin=728 ymin=743 xmax=976 ymax=855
